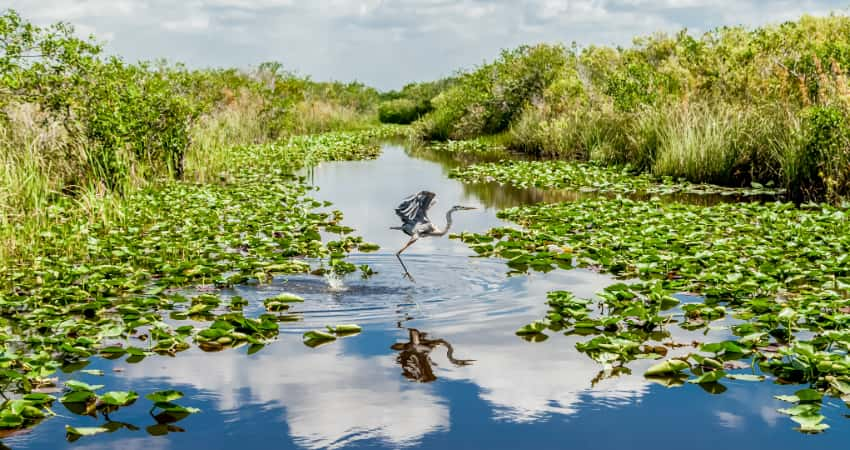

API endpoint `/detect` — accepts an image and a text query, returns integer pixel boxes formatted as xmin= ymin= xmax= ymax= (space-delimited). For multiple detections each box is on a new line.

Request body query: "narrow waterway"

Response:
xmin=6 ymin=143 xmax=848 ymax=450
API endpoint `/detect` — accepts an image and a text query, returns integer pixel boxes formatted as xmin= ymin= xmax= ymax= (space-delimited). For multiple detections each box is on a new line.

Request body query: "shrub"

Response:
xmin=786 ymin=105 xmax=850 ymax=201
xmin=378 ymin=99 xmax=421 ymax=124
xmin=419 ymin=13 xmax=850 ymax=201
xmin=415 ymin=44 xmax=568 ymax=140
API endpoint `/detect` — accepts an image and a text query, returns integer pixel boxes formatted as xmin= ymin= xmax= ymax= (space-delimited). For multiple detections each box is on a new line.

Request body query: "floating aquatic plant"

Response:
xmin=0 ymin=127 xmax=396 ymax=436
xmin=456 ymin=197 xmax=850 ymax=432
xmin=450 ymin=160 xmax=784 ymax=197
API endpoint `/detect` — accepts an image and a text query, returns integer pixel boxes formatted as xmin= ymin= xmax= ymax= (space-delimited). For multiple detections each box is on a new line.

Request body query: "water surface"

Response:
xmin=5 ymin=144 xmax=847 ymax=450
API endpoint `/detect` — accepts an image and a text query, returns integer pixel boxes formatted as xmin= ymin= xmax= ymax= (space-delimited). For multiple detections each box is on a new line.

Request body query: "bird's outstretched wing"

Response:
xmin=395 ymin=191 xmax=436 ymax=227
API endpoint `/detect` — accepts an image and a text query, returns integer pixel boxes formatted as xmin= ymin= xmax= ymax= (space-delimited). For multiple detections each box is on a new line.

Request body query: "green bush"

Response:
xmin=415 ymin=44 xmax=568 ymax=140
xmin=787 ymin=105 xmax=850 ymax=201
xmin=434 ymin=13 xmax=850 ymax=201
xmin=0 ymin=8 xmax=384 ymax=226
xmin=378 ymin=99 xmax=421 ymax=124
xmin=81 ymin=61 xmax=197 ymax=188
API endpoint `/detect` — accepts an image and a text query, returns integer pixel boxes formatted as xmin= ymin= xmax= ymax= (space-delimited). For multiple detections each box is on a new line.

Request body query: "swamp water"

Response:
xmin=5 ymin=144 xmax=849 ymax=450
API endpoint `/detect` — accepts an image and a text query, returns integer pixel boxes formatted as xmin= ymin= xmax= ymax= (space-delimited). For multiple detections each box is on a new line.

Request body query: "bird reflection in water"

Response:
xmin=391 ymin=329 xmax=474 ymax=382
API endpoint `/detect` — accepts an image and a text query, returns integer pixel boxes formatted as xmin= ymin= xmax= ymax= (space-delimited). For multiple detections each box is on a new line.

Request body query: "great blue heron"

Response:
xmin=391 ymin=191 xmax=475 ymax=281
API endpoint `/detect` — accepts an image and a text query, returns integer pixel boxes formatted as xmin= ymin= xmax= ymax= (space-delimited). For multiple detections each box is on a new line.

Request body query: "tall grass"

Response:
xmin=0 ymin=91 xmax=377 ymax=263
xmin=650 ymin=103 xmax=754 ymax=184
xmin=0 ymin=104 xmax=114 ymax=261
xmin=412 ymin=13 xmax=850 ymax=202
xmin=184 ymin=90 xmax=268 ymax=183
xmin=288 ymin=100 xmax=371 ymax=135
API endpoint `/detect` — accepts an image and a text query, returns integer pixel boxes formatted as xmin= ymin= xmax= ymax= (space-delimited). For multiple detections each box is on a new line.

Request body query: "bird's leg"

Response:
xmin=396 ymin=237 xmax=418 ymax=282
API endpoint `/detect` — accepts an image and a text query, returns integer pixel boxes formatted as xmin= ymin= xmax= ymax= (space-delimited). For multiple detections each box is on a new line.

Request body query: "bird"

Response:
xmin=391 ymin=191 xmax=476 ymax=281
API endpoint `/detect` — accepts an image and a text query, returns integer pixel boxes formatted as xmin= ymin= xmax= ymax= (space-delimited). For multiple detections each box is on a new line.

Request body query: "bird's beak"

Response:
xmin=462 ymin=206 xmax=477 ymax=210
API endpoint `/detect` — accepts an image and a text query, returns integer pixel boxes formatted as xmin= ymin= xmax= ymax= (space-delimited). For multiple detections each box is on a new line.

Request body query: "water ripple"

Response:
xmin=232 ymin=253 xmax=542 ymax=332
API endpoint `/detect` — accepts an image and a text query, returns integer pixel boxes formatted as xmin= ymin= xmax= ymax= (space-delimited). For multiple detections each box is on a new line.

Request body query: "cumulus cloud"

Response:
xmin=4 ymin=1 xmax=846 ymax=89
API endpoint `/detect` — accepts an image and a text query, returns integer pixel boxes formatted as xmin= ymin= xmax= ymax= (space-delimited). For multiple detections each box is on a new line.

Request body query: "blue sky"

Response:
xmin=6 ymin=1 xmax=849 ymax=90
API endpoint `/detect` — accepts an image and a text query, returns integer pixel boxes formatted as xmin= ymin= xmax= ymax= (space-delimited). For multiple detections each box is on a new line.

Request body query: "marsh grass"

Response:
xmin=289 ymin=100 xmax=371 ymax=135
xmin=185 ymin=91 xmax=268 ymax=183
xmin=650 ymin=103 xmax=753 ymax=184
xmin=0 ymin=92 xmax=378 ymax=264
xmin=416 ymin=13 xmax=850 ymax=202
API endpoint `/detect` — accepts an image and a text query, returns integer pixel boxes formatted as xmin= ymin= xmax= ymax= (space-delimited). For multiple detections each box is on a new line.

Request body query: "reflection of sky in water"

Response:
xmin=7 ymin=144 xmax=850 ymax=450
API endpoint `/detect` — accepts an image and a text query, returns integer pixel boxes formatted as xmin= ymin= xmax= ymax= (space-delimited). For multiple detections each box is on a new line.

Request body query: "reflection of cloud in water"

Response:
xmin=122 ymin=345 xmax=447 ymax=449
xmin=435 ymin=329 xmax=650 ymax=423
xmin=432 ymin=269 xmax=651 ymax=423
xmin=119 ymin=253 xmax=723 ymax=442
xmin=715 ymin=411 xmax=745 ymax=429
xmin=74 ymin=438 xmax=169 ymax=450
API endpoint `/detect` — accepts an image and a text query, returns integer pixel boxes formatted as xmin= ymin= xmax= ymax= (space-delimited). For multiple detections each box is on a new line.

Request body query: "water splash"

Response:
xmin=324 ymin=270 xmax=348 ymax=292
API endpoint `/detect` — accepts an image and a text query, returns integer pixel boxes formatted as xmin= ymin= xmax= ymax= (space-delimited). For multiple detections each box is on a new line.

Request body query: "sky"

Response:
xmin=5 ymin=1 xmax=850 ymax=90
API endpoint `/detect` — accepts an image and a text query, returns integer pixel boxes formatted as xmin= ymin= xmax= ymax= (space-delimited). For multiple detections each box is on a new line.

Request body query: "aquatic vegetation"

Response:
xmin=0 ymin=394 xmax=55 ymax=431
xmin=0 ymin=126 xmax=396 ymax=436
xmin=427 ymin=138 xmax=507 ymax=155
xmin=61 ymin=389 xmax=199 ymax=442
xmin=456 ymin=197 xmax=850 ymax=431
xmin=450 ymin=160 xmax=784 ymax=197
xmin=302 ymin=324 xmax=362 ymax=347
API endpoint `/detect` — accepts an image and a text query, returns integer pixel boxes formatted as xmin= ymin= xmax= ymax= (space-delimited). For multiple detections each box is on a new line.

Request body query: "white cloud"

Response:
xmin=162 ymin=16 xmax=211 ymax=32
xmin=4 ymin=1 xmax=846 ymax=97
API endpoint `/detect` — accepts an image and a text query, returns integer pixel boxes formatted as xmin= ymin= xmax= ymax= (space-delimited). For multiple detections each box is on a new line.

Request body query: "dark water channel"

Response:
xmin=5 ymin=144 xmax=848 ymax=450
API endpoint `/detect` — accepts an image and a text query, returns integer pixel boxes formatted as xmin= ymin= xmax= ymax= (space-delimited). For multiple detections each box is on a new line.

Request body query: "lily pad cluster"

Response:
xmin=427 ymin=138 xmax=506 ymax=155
xmin=0 ymin=126 xmax=399 ymax=435
xmin=283 ymin=125 xmax=406 ymax=165
xmin=63 ymin=388 xmax=199 ymax=442
xmin=456 ymin=197 xmax=850 ymax=432
xmin=302 ymin=324 xmax=362 ymax=348
xmin=449 ymin=160 xmax=784 ymax=197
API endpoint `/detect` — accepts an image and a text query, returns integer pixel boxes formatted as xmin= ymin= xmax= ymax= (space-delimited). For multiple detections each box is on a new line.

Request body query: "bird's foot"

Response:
xmin=403 ymin=272 xmax=416 ymax=283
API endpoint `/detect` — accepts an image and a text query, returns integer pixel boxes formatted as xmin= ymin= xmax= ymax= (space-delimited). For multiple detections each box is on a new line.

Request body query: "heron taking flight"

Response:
xmin=391 ymin=191 xmax=475 ymax=280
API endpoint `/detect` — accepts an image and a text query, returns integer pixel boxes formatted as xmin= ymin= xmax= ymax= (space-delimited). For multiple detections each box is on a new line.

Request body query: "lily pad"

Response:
xmin=645 ymin=359 xmax=690 ymax=376
xmin=99 ymin=391 xmax=139 ymax=407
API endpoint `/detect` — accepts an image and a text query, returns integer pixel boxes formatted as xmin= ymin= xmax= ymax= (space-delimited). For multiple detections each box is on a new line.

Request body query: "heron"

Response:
xmin=391 ymin=191 xmax=476 ymax=281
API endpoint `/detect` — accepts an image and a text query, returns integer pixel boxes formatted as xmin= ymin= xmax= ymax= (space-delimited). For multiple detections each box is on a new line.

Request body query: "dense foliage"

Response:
xmin=377 ymin=78 xmax=455 ymax=124
xmin=0 ymin=10 xmax=382 ymax=260
xmin=415 ymin=14 xmax=850 ymax=203
xmin=415 ymin=44 xmax=566 ymax=140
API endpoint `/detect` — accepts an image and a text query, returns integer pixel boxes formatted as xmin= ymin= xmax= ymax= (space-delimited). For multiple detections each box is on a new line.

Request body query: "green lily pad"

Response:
xmin=303 ymin=330 xmax=336 ymax=341
xmin=60 ymin=391 xmax=96 ymax=404
xmin=689 ymin=370 xmax=726 ymax=384
xmin=64 ymin=380 xmax=104 ymax=392
xmin=99 ymin=391 xmax=139 ymax=406
xmin=645 ymin=359 xmax=690 ymax=376
xmin=271 ymin=293 xmax=304 ymax=303
xmin=515 ymin=321 xmax=547 ymax=335
xmin=327 ymin=324 xmax=362 ymax=335
xmin=145 ymin=390 xmax=184 ymax=403
xmin=65 ymin=425 xmax=108 ymax=441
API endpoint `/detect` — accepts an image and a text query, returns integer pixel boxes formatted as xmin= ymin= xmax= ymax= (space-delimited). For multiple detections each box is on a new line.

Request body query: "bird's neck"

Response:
xmin=431 ymin=210 xmax=454 ymax=236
